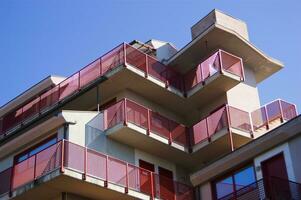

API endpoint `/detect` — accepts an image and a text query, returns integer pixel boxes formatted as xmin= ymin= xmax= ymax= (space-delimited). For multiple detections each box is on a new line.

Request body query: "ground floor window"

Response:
xmin=213 ymin=165 xmax=256 ymax=199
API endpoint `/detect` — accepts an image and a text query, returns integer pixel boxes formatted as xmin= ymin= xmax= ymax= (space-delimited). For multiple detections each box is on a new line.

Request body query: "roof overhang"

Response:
xmin=0 ymin=75 xmax=65 ymax=117
xmin=167 ymin=23 xmax=283 ymax=83
xmin=190 ymin=115 xmax=301 ymax=186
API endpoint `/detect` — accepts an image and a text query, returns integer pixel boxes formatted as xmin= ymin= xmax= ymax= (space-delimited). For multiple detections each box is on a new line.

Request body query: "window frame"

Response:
xmin=212 ymin=164 xmax=257 ymax=200
xmin=14 ymin=134 xmax=58 ymax=165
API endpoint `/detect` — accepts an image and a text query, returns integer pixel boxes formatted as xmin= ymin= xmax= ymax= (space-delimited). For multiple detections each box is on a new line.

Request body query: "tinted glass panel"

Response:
xmin=234 ymin=166 xmax=256 ymax=190
xmin=29 ymin=138 xmax=57 ymax=156
xmin=216 ymin=177 xmax=234 ymax=199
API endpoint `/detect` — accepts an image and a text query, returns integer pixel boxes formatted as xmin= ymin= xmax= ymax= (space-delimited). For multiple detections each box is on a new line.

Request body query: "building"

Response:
xmin=0 ymin=9 xmax=300 ymax=200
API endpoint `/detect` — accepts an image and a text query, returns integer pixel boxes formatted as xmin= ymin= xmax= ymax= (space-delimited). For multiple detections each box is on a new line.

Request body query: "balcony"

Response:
xmin=0 ymin=140 xmax=193 ymax=200
xmin=184 ymin=50 xmax=244 ymax=108
xmin=218 ymin=177 xmax=301 ymax=200
xmin=101 ymin=98 xmax=297 ymax=170
xmin=0 ymin=44 xmax=245 ymax=139
xmin=251 ymin=99 xmax=298 ymax=137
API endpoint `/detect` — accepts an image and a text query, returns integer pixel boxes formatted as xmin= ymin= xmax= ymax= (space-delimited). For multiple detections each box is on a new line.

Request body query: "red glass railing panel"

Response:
xmin=35 ymin=142 xmax=62 ymax=179
xmin=59 ymin=73 xmax=79 ymax=100
xmin=191 ymin=118 xmax=208 ymax=145
xmin=201 ymin=51 xmax=221 ymax=80
xmin=101 ymin=44 xmax=124 ymax=74
xmin=169 ymin=121 xmax=187 ymax=146
xmin=154 ymin=174 xmax=175 ymax=200
xmin=64 ymin=142 xmax=85 ymax=173
xmin=0 ymin=167 xmax=12 ymax=195
xmin=86 ymin=149 xmax=106 ymax=180
xmin=40 ymin=86 xmax=59 ymax=111
xmin=228 ymin=106 xmax=252 ymax=132
xmin=220 ymin=50 xmax=244 ymax=79
xmin=108 ymin=157 xmax=127 ymax=187
xmin=147 ymin=56 xmax=168 ymax=83
xmin=266 ymin=100 xmax=282 ymax=121
xmin=125 ymin=44 xmax=146 ymax=72
xmin=150 ymin=112 xmax=170 ymax=139
xmin=126 ymin=100 xmax=148 ymax=129
xmin=2 ymin=107 xmax=23 ymax=132
xmin=174 ymin=181 xmax=194 ymax=200
xmin=22 ymin=96 xmax=40 ymax=120
xmin=251 ymin=107 xmax=268 ymax=131
xmin=12 ymin=156 xmax=35 ymax=189
xmin=105 ymin=100 xmax=124 ymax=129
xmin=280 ymin=100 xmax=297 ymax=121
xmin=79 ymin=59 xmax=101 ymax=88
xmin=207 ymin=107 xmax=228 ymax=137
xmin=184 ymin=66 xmax=202 ymax=90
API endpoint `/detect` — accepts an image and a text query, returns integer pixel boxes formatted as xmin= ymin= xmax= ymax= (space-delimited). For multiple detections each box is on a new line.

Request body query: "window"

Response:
xmin=15 ymin=136 xmax=57 ymax=164
xmin=214 ymin=165 xmax=256 ymax=200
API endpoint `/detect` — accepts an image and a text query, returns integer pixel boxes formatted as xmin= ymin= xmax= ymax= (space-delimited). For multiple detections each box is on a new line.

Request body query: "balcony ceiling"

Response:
xmin=167 ymin=24 xmax=283 ymax=83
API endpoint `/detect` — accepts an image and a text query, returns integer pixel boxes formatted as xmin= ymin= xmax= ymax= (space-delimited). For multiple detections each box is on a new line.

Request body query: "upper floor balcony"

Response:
xmin=0 ymin=140 xmax=194 ymax=200
xmin=96 ymin=98 xmax=297 ymax=170
xmin=0 ymin=44 xmax=245 ymax=141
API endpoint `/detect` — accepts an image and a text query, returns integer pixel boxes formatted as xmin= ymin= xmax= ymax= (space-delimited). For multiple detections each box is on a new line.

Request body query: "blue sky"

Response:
xmin=0 ymin=0 xmax=300 ymax=110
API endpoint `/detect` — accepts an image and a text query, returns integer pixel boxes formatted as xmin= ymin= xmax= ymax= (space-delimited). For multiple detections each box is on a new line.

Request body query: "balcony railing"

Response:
xmin=0 ymin=140 xmax=194 ymax=200
xmin=190 ymin=105 xmax=252 ymax=146
xmin=0 ymin=44 xmax=245 ymax=138
xmin=251 ymin=99 xmax=297 ymax=132
xmin=218 ymin=177 xmax=301 ymax=200
xmin=102 ymin=98 xmax=297 ymax=150
xmin=104 ymin=98 xmax=188 ymax=147
xmin=184 ymin=50 xmax=244 ymax=91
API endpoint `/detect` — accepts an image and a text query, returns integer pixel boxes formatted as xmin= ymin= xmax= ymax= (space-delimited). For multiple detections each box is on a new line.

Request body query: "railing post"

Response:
xmin=9 ymin=166 xmax=14 ymax=197
xmin=249 ymin=112 xmax=254 ymax=138
xmin=199 ymin=64 xmax=205 ymax=86
xmin=168 ymin=120 xmax=172 ymax=145
xmin=105 ymin=155 xmax=108 ymax=187
xmin=218 ymin=49 xmax=224 ymax=74
xmin=226 ymin=106 xmax=234 ymax=151
xmin=147 ymin=109 xmax=151 ymax=135
xmin=123 ymin=43 xmax=127 ymax=64
xmin=33 ymin=154 xmax=37 ymax=180
xmin=78 ymin=72 xmax=81 ymax=91
xmin=60 ymin=140 xmax=65 ymax=173
xmin=240 ymin=58 xmax=245 ymax=81
xmin=99 ymin=58 xmax=102 ymax=76
xmin=206 ymin=118 xmax=211 ymax=142
xmin=123 ymin=99 xmax=128 ymax=126
xmin=83 ymin=146 xmax=87 ymax=180
xmin=125 ymin=163 xmax=129 ymax=193
xmin=145 ymin=54 xmax=149 ymax=78
xmin=264 ymin=105 xmax=270 ymax=130
xmin=279 ymin=100 xmax=284 ymax=123
xmin=150 ymin=172 xmax=155 ymax=200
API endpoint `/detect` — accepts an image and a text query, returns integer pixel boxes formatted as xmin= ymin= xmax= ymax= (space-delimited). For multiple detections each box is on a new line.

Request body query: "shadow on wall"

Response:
xmin=85 ymin=112 xmax=135 ymax=163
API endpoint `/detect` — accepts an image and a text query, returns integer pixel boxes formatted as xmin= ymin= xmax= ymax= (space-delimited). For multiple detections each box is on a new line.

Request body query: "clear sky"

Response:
xmin=0 ymin=0 xmax=300 ymax=110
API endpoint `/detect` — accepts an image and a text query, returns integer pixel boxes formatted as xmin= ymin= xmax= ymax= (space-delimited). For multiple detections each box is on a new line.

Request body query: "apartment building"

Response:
xmin=0 ymin=9 xmax=300 ymax=200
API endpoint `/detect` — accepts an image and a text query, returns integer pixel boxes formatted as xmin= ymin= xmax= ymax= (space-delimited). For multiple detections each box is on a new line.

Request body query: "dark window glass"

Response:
xmin=214 ymin=165 xmax=256 ymax=200
xmin=216 ymin=177 xmax=234 ymax=199
xmin=15 ymin=136 xmax=57 ymax=164
xmin=29 ymin=138 xmax=56 ymax=156
xmin=234 ymin=166 xmax=256 ymax=190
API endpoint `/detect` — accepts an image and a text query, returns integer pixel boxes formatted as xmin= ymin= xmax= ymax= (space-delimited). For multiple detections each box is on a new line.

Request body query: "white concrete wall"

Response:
xmin=227 ymin=66 xmax=261 ymax=112
xmin=61 ymin=110 xmax=99 ymax=146
xmin=288 ymin=135 xmax=301 ymax=183
xmin=198 ymin=182 xmax=213 ymax=200
xmin=254 ymin=142 xmax=296 ymax=181
xmin=148 ymin=39 xmax=178 ymax=62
